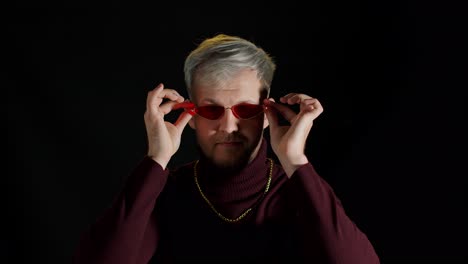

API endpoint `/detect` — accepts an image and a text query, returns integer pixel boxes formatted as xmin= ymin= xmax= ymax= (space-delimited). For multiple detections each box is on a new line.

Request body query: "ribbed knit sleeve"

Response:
xmin=72 ymin=156 xmax=170 ymax=264
xmin=288 ymin=163 xmax=380 ymax=264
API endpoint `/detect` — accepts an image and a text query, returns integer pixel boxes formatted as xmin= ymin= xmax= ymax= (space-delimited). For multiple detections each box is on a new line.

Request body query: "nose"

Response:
xmin=218 ymin=108 xmax=239 ymax=133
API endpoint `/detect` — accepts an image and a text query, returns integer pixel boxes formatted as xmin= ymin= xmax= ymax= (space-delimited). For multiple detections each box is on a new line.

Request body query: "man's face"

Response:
xmin=189 ymin=68 xmax=269 ymax=169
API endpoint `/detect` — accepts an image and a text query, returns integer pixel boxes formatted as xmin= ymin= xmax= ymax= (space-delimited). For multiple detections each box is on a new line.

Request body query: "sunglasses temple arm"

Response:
xmin=173 ymin=102 xmax=197 ymax=116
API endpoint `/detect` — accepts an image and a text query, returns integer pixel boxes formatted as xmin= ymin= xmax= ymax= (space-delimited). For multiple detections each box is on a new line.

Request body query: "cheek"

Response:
xmin=251 ymin=115 xmax=266 ymax=127
xmin=194 ymin=120 xmax=217 ymax=137
xmin=241 ymin=119 xmax=264 ymax=133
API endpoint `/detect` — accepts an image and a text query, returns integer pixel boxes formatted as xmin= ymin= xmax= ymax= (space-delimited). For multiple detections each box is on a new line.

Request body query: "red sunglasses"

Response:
xmin=174 ymin=102 xmax=264 ymax=120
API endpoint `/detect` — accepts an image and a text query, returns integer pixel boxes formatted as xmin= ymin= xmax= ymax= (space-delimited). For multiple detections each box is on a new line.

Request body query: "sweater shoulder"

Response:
xmin=165 ymin=160 xmax=196 ymax=186
xmin=170 ymin=161 xmax=195 ymax=176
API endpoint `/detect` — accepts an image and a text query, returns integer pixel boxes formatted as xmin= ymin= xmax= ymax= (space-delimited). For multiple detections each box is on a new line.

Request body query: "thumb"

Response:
xmin=263 ymin=99 xmax=279 ymax=130
xmin=174 ymin=110 xmax=194 ymax=131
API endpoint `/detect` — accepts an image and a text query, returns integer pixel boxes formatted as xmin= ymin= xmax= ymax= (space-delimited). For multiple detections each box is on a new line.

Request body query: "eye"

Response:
xmin=196 ymin=105 xmax=225 ymax=120
xmin=234 ymin=104 xmax=263 ymax=118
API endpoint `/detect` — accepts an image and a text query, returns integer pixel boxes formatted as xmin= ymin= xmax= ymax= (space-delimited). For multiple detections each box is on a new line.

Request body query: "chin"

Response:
xmin=212 ymin=154 xmax=249 ymax=170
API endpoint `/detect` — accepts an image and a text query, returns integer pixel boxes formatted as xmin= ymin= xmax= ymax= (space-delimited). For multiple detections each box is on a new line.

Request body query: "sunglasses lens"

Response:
xmin=196 ymin=105 xmax=224 ymax=120
xmin=195 ymin=104 xmax=263 ymax=120
xmin=232 ymin=104 xmax=263 ymax=119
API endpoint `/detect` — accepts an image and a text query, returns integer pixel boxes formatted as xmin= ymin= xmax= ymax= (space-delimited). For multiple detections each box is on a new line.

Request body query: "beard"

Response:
xmin=196 ymin=132 xmax=262 ymax=174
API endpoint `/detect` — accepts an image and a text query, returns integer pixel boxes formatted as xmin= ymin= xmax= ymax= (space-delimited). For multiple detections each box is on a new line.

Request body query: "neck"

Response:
xmin=197 ymin=138 xmax=268 ymax=183
xmin=198 ymin=155 xmax=246 ymax=177
xmin=197 ymin=136 xmax=264 ymax=176
xmin=194 ymin=138 xmax=271 ymax=204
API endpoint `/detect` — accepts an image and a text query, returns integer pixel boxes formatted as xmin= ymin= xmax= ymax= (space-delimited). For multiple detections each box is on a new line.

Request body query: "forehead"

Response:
xmin=193 ymin=69 xmax=265 ymax=104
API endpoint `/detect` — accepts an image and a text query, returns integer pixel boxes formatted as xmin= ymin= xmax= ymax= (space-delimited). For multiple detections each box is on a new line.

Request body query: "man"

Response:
xmin=72 ymin=34 xmax=380 ymax=263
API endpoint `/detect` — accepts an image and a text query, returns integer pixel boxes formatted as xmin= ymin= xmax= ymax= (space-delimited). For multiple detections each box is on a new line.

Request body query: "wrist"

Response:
xmin=148 ymin=155 xmax=170 ymax=169
xmin=278 ymin=154 xmax=308 ymax=178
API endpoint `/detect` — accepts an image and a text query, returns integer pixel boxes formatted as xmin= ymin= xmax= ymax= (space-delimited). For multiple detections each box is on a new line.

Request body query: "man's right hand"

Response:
xmin=144 ymin=83 xmax=193 ymax=169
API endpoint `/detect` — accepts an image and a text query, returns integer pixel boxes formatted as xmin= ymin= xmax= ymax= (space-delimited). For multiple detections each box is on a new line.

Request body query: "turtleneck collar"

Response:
xmin=195 ymin=138 xmax=271 ymax=204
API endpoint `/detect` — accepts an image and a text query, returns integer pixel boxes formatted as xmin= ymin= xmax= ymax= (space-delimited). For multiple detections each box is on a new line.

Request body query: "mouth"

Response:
xmin=216 ymin=141 xmax=243 ymax=146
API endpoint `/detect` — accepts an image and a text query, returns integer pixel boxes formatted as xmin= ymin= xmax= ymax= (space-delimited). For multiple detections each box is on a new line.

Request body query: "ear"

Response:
xmin=189 ymin=118 xmax=196 ymax=129
xmin=263 ymin=113 xmax=269 ymax=129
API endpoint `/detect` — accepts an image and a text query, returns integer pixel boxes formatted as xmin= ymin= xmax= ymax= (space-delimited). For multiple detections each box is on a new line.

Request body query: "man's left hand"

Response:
xmin=263 ymin=93 xmax=323 ymax=177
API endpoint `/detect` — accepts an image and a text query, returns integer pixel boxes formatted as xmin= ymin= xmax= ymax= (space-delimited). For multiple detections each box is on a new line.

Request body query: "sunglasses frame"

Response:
xmin=175 ymin=101 xmax=265 ymax=120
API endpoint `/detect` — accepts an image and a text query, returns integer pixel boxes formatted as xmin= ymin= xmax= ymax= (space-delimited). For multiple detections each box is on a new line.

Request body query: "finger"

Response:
xmin=159 ymin=100 xmax=182 ymax=115
xmin=285 ymin=94 xmax=313 ymax=105
xmin=263 ymin=98 xmax=279 ymax=130
xmin=288 ymin=99 xmax=323 ymax=137
xmin=287 ymin=111 xmax=314 ymax=142
xmin=301 ymin=98 xmax=324 ymax=120
xmin=147 ymin=85 xmax=185 ymax=115
xmin=146 ymin=83 xmax=165 ymax=112
xmin=174 ymin=110 xmax=193 ymax=131
xmin=279 ymin=93 xmax=299 ymax=104
xmin=159 ymin=88 xmax=185 ymax=103
xmin=265 ymin=100 xmax=296 ymax=123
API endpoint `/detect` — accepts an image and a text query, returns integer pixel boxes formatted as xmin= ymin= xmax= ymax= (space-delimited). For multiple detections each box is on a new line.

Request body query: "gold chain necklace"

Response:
xmin=193 ymin=158 xmax=273 ymax=223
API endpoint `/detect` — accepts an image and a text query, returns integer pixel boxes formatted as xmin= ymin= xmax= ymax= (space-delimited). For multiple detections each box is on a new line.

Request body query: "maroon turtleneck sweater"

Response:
xmin=72 ymin=139 xmax=379 ymax=263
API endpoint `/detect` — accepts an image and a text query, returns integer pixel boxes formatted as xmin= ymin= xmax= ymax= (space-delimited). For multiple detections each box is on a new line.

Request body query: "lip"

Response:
xmin=217 ymin=141 xmax=242 ymax=145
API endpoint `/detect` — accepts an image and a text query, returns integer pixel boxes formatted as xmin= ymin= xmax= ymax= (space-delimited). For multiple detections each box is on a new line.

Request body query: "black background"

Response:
xmin=6 ymin=2 xmax=465 ymax=263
